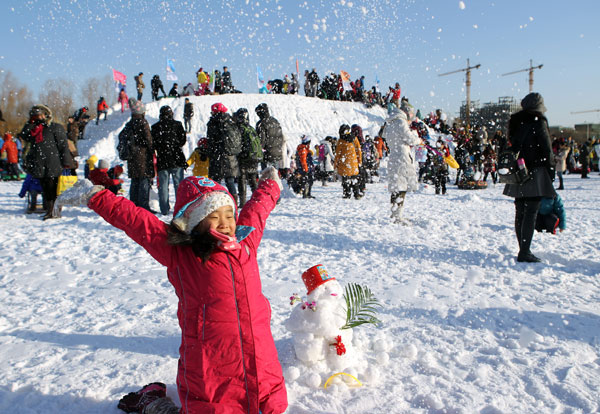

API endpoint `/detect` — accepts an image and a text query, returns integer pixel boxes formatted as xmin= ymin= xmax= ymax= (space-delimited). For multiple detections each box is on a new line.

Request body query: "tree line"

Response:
xmin=0 ymin=69 xmax=114 ymax=135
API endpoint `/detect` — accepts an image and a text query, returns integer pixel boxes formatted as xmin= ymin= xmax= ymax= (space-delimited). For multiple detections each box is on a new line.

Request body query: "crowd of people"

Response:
xmin=0 ymin=84 xmax=593 ymax=413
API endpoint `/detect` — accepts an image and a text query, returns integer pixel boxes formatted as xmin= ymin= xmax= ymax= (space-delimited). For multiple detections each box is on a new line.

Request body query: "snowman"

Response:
xmin=285 ymin=265 xmax=365 ymax=374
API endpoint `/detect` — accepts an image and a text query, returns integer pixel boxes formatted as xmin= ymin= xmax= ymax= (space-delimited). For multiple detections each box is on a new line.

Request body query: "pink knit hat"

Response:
xmin=172 ymin=176 xmax=237 ymax=234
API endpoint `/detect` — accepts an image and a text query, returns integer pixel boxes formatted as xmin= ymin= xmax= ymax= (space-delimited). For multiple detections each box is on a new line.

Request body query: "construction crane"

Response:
xmin=502 ymin=59 xmax=543 ymax=93
xmin=571 ymin=109 xmax=600 ymax=115
xmin=439 ymin=58 xmax=481 ymax=131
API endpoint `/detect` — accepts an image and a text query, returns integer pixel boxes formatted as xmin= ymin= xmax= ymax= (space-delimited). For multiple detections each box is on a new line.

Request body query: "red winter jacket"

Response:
xmin=1 ymin=137 xmax=19 ymax=164
xmin=88 ymin=180 xmax=287 ymax=414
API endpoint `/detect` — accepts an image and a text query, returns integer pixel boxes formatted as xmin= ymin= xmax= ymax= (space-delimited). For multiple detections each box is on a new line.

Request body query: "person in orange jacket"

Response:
xmin=1 ymin=133 xmax=20 ymax=179
xmin=96 ymin=97 xmax=109 ymax=125
xmin=296 ymin=135 xmax=315 ymax=198
xmin=334 ymin=124 xmax=362 ymax=199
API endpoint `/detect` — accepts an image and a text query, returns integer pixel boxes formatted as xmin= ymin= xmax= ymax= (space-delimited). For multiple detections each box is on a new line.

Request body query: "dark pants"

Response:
xmin=130 ymin=178 xmax=151 ymax=211
xmin=483 ymin=171 xmax=497 ymax=184
xmin=137 ymin=91 xmax=143 ymax=101
xmin=238 ymin=169 xmax=258 ymax=207
xmin=40 ymin=177 xmax=59 ymax=203
xmin=184 ymin=117 xmax=192 ymax=133
xmin=96 ymin=110 xmax=108 ymax=124
xmin=341 ymin=175 xmax=360 ymax=198
xmin=514 ymin=197 xmax=541 ymax=255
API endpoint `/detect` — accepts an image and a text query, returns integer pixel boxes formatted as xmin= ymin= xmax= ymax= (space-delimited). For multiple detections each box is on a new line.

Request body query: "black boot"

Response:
xmin=26 ymin=193 xmax=37 ymax=214
xmin=42 ymin=200 xmax=61 ymax=220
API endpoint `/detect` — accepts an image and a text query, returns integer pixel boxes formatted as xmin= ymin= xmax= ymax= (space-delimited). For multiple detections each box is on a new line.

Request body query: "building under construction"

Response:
xmin=459 ymin=96 xmax=520 ymax=132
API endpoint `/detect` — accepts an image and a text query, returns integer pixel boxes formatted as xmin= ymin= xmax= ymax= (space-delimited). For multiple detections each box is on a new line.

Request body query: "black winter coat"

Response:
xmin=125 ymin=115 xmax=154 ymax=179
xmin=151 ymin=118 xmax=187 ymax=171
xmin=19 ymin=121 xmax=73 ymax=178
xmin=256 ymin=115 xmax=284 ymax=164
xmin=183 ymin=102 xmax=194 ymax=119
xmin=503 ymin=110 xmax=556 ymax=199
xmin=207 ymin=112 xmax=240 ymax=180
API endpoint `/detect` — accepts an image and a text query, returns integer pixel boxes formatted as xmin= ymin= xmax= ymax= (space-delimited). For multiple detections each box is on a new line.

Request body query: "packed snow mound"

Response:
xmin=78 ymin=94 xmax=388 ymax=166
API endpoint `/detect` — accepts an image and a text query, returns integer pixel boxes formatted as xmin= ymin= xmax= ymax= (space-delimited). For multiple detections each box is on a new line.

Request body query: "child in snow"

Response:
xmin=19 ymin=174 xmax=43 ymax=213
xmin=89 ymin=159 xmax=124 ymax=194
xmin=118 ymin=89 xmax=129 ymax=113
xmin=186 ymin=137 xmax=209 ymax=177
xmin=107 ymin=164 xmax=124 ymax=195
xmin=84 ymin=155 xmax=98 ymax=179
xmin=1 ymin=133 xmax=20 ymax=180
xmin=535 ymin=193 xmax=566 ymax=234
xmin=56 ymin=168 xmax=288 ymax=414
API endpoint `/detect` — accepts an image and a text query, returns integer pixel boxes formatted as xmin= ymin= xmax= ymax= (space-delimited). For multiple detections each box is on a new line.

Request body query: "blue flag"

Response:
xmin=166 ymin=59 xmax=178 ymax=81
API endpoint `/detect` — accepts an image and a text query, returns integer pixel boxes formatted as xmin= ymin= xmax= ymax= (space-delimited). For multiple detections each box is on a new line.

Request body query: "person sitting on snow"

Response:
xmin=89 ymin=159 xmax=123 ymax=194
xmin=56 ymin=168 xmax=288 ymax=414
xmin=535 ymin=193 xmax=566 ymax=234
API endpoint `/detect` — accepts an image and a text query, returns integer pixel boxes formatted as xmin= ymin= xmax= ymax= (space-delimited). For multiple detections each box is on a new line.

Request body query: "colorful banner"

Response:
xmin=340 ymin=70 xmax=351 ymax=92
xmin=166 ymin=59 xmax=178 ymax=81
xmin=296 ymin=59 xmax=300 ymax=79
xmin=112 ymin=69 xmax=126 ymax=92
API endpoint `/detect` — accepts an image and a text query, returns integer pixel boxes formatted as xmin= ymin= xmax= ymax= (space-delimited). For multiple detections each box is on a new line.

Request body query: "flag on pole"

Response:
xmin=340 ymin=70 xmax=351 ymax=92
xmin=112 ymin=69 xmax=127 ymax=92
xmin=166 ymin=59 xmax=178 ymax=81
xmin=375 ymin=74 xmax=380 ymax=92
xmin=210 ymin=70 xmax=215 ymax=91
xmin=257 ymin=66 xmax=265 ymax=89
xmin=296 ymin=59 xmax=300 ymax=79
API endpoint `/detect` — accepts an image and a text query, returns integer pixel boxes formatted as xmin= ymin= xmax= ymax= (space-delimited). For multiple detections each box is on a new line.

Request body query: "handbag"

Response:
xmin=497 ymin=150 xmax=531 ymax=184
xmin=57 ymin=169 xmax=78 ymax=195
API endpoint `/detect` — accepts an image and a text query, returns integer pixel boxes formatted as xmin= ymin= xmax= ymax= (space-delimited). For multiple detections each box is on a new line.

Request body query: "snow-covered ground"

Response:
xmin=0 ymin=95 xmax=599 ymax=414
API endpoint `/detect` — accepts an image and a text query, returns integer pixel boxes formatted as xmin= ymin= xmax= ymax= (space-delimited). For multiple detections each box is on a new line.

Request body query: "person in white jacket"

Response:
xmin=382 ymin=101 xmax=421 ymax=223
xmin=319 ymin=138 xmax=335 ymax=185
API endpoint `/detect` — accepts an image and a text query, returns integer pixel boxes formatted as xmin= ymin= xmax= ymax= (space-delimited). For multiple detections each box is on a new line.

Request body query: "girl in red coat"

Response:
xmin=57 ymin=168 xmax=288 ymax=414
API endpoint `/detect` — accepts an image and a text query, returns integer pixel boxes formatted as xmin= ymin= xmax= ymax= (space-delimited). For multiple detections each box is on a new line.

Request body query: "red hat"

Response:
xmin=197 ymin=137 xmax=208 ymax=148
xmin=302 ymin=264 xmax=335 ymax=295
xmin=172 ymin=176 xmax=237 ymax=234
xmin=211 ymin=102 xmax=228 ymax=113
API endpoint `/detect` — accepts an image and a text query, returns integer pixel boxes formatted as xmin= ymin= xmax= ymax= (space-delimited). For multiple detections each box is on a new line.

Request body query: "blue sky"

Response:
xmin=1 ymin=0 xmax=599 ymax=127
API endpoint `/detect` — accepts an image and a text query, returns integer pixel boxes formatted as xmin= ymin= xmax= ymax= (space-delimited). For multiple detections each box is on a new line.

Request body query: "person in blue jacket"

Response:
xmin=535 ymin=193 xmax=566 ymax=234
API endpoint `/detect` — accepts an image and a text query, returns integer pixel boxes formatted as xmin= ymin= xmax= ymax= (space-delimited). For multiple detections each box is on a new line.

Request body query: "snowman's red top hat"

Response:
xmin=302 ymin=264 xmax=335 ymax=295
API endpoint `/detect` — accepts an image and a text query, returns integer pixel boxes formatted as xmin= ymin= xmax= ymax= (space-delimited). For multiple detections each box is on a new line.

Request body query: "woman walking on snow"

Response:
xmin=57 ymin=169 xmax=288 ymax=414
xmin=382 ymin=101 xmax=421 ymax=223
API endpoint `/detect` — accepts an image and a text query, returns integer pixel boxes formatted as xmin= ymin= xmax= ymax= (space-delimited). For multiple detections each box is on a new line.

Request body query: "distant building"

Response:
xmin=549 ymin=123 xmax=600 ymax=143
xmin=459 ymin=96 xmax=520 ymax=133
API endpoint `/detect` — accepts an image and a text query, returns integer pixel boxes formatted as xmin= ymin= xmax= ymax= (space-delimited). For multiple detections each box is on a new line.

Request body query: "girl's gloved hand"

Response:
xmin=259 ymin=166 xmax=283 ymax=190
xmin=56 ymin=179 xmax=104 ymax=207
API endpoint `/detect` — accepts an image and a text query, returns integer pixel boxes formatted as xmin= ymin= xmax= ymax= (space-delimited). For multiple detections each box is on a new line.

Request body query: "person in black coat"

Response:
xmin=255 ymin=103 xmax=284 ymax=170
xmin=151 ymin=105 xmax=188 ymax=215
xmin=206 ymin=102 xmax=241 ymax=200
xmin=121 ymin=98 xmax=154 ymax=211
xmin=579 ymin=138 xmax=591 ymax=178
xmin=168 ymin=83 xmax=180 ymax=98
xmin=503 ymin=92 xmax=556 ymax=263
xmin=18 ymin=104 xmax=73 ymax=219
xmin=151 ymin=75 xmax=166 ymax=101
xmin=183 ymin=98 xmax=194 ymax=133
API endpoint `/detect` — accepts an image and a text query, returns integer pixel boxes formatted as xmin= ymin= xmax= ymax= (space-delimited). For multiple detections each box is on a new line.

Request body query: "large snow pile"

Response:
xmin=1 ymin=94 xmax=599 ymax=414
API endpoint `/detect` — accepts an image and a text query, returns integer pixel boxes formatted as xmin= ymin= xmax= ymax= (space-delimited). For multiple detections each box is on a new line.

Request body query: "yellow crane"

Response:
xmin=439 ymin=58 xmax=481 ymax=131
xmin=502 ymin=59 xmax=543 ymax=93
